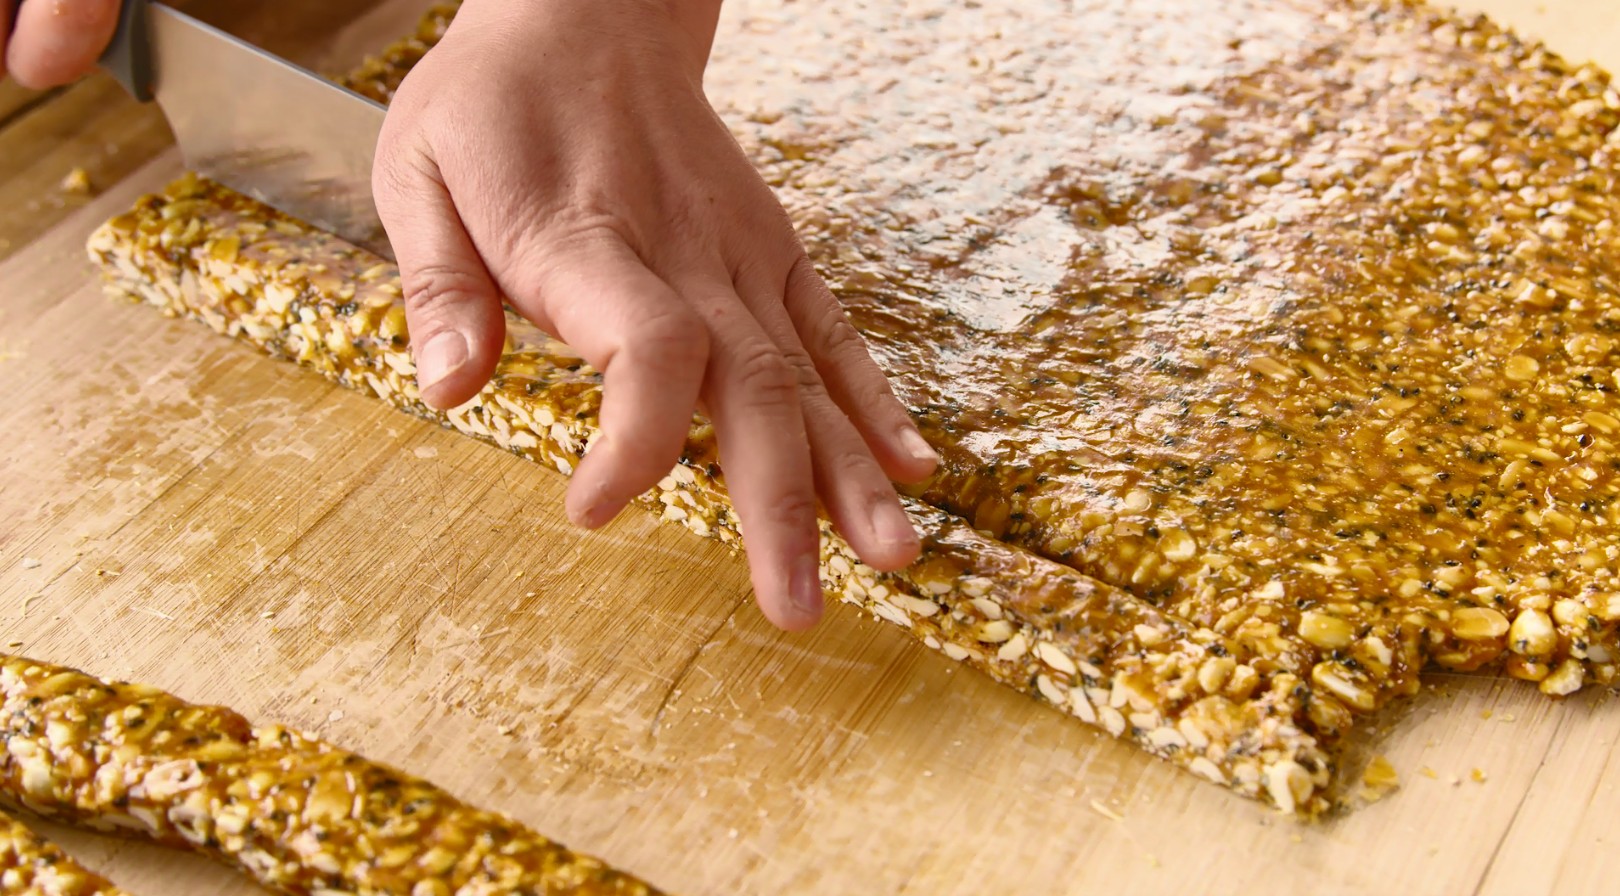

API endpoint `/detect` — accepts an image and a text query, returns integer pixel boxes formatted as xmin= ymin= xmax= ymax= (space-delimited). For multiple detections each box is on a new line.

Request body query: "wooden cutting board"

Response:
xmin=2 ymin=2 xmax=1619 ymax=894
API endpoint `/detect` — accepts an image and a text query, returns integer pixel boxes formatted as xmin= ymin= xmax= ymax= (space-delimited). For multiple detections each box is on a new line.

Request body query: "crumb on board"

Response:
xmin=1359 ymin=755 xmax=1400 ymax=803
xmin=20 ymin=557 xmax=41 ymax=570
xmin=59 ymin=166 xmax=95 ymax=196
xmin=1089 ymin=799 xmax=1124 ymax=822
xmin=1419 ymin=766 xmax=1438 ymax=779
xmin=1471 ymin=768 xmax=1489 ymax=784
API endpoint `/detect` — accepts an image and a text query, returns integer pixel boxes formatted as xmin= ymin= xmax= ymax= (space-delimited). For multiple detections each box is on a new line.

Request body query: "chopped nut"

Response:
xmin=1297 ymin=610 xmax=1356 ymax=650
xmin=1540 ymin=658 xmax=1586 ymax=696
xmin=976 ymin=619 xmax=1015 ymax=643
xmin=1311 ymin=662 xmax=1375 ymax=711
xmin=1503 ymin=354 xmax=1540 ymax=381
xmin=1451 ymin=607 xmax=1509 ymax=641
xmin=1034 ymin=641 xmax=1078 ymax=676
xmin=1264 ymin=761 xmax=1313 ymax=815
xmin=1359 ymin=755 xmax=1400 ymax=802
xmin=1508 ymin=608 xmax=1556 ymax=657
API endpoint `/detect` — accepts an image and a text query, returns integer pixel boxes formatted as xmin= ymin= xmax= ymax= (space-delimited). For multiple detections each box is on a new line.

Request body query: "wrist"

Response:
xmin=455 ymin=0 xmax=723 ymax=77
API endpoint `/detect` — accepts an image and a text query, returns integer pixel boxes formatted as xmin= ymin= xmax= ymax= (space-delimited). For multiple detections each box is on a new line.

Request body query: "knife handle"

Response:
xmin=100 ymin=0 xmax=153 ymax=102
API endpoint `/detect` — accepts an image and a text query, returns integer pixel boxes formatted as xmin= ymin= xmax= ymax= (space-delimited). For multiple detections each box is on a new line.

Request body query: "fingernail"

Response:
xmin=416 ymin=330 xmax=468 ymax=392
xmin=871 ymin=499 xmax=919 ymax=553
xmin=571 ymin=493 xmax=616 ymax=529
xmin=566 ymin=471 xmax=613 ymax=529
xmin=791 ymin=555 xmax=825 ymax=620
xmin=900 ymin=427 xmax=939 ymax=466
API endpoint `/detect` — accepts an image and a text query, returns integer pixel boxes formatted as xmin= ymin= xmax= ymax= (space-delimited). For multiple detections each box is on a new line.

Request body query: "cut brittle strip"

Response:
xmin=335 ymin=2 xmax=460 ymax=105
xmin=0 ymin=654 xmax=660 ymax=895
xmin=88 ymin=177 xmax=1359 ymax=814
xmin=0 ymin=812 xmax=128 ymax=896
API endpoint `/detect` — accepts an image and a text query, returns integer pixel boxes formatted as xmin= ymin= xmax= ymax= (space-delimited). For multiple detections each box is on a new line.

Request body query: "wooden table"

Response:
xmin=3 ymin=2 xmax=1619 ymax=894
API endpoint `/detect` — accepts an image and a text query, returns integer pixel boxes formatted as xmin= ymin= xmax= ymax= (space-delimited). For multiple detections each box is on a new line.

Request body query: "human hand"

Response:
xmin=373 ymin=0 xmax=939 ymax=631
xmin=2 ymin=0 xmax=120 ymax=88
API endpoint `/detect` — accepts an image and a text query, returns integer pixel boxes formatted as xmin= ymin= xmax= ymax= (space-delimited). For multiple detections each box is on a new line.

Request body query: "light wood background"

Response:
xmin=2 ymin=2 xmax=1618 ymax=894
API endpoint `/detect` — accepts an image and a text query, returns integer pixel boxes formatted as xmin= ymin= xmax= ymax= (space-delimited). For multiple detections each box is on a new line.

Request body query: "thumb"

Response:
xmin=7 ymin=0 xmax=121 ymax=88
xmin=374 ymin=155 xmax=507 ymax=411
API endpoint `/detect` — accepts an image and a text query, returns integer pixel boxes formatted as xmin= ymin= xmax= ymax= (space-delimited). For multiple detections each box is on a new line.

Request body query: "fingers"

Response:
xmin=782 ymin=255 xmax=939 ymax=483
xmin=799 ymin=383 xmax=922 ymax=572
xmin=524 ymin=235 xmax=709 ymax=532
xmin=730 ymin=269 xmax=921 ymax=574
xmin=373 ymin=153 xmax=507 ymax=411
xmin=681 ymin=280 xmax=825 ymax=631
xmin=6 ymin=0 xmax=121 ymax=89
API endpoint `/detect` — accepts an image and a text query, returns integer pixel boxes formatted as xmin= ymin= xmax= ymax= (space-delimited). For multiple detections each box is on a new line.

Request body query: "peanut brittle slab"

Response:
xmin=80 ymin=0 xmax=1620 ymax=823
xmin=716 ymin=0 xmax=1620 ymax=712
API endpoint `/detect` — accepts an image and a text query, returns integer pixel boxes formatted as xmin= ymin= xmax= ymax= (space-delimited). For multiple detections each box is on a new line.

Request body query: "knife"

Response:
xmin=101 ymin=0 xmax=393 ymax=258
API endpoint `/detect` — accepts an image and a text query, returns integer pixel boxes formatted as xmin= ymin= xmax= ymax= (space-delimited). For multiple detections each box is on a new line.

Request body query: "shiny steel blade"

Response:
xmin=148 ymin=4 xmax=393 ymax=258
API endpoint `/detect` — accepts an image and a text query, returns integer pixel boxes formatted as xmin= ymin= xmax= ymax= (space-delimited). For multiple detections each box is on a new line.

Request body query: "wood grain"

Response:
xmin=2 ymin=2 xmax=1619 ymax=894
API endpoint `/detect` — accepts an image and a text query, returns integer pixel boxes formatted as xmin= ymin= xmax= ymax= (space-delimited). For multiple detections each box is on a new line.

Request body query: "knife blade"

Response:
xmin=102 ymin=0 xmax=393 ymax=258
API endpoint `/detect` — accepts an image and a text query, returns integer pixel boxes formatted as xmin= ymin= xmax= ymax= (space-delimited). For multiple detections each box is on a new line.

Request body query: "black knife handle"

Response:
xmin=100 ymin=0 xmax=153 ymax=102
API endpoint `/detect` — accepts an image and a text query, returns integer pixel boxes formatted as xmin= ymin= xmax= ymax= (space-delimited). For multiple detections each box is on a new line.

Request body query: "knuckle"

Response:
xmin=780 ymin=346 xmax=825 ymax=393
xmin=761 ymin=492 xmax=819 ymax=530
xmin=369 ymin=141 xmax=433 ymax=215
xmin=851 ymin=376 xmax=904 ymax=418
xmin=369 ymin=145 xmax=410 ymax=198
xmin=633 ymin=304 xmax=707 ymax=353
xmin=824 ymin=445 xmax=884 ymax=481
xmin=549 ymin=204 xmax=639 ymax=251
xmin=731 ymin=341 xmax=798 ymax=404
xmin=402 ymin=263 xmax=487 ymax=315
xmin=524 ymin=215 xmax=636 ymax=281
xmin=727 ymin=249 xmax=782 ymax=294
xmin=808 ymin=304 xmax=866 ymax=359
